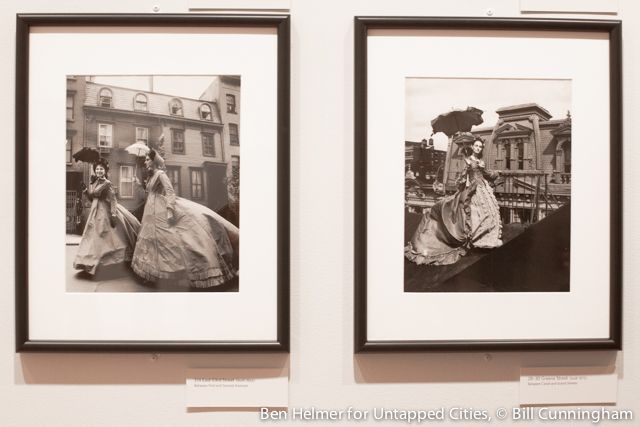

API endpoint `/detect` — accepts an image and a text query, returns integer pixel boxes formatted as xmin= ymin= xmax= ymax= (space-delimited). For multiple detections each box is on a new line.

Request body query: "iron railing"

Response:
xmin=66 ymin=190 xmax=79 ymax=233
xmin=434 ymin=170 xmax=570 ymax=225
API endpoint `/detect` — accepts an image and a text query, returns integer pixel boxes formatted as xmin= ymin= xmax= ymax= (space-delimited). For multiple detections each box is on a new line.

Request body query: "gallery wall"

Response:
xmin=1 ymin=0 xmax=638 ymax=426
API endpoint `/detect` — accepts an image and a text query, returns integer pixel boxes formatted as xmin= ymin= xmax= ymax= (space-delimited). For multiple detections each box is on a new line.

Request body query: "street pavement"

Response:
xmin=66 ymin=243 xmax=238 ymax=292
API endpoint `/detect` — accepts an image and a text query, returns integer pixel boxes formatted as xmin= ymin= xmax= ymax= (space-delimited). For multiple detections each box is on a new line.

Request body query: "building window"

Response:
xmin=504 ymin=143 xmax=511 ymax=170
xmin=231 ymin=155 xmax=240 ymax=179
xmin=166 ymin=166 xmax=181 ymax=196
xmin=66 ymin=94 xmax=74 ymax=121
xmin=119 ymin=165 xmax=134 ymax=198
xmin=136 ymin=127 xmax=149 ymax=145
xmin=199 ymin=104 xmax=213 ymax=121
xmin=66 ymin=137 xmax=72 ymax=164
xmin=202 ymin=133 xmax=215 ymax=157
xmin=98 ymin=88 xmax=113 ymax=108
xmin=563 ymin=142 xmax=572 ymax=174
xmin=229 ymin=123 xmax=239 ymax=146
xmin=169 ymin=99 xmax=183 ymax=116
xmin=517 ymin=141 xmax=525 ymax=170
xmin=190 ymin=169 xmax=204 ymax=200
xmin=171 ymin=129 xmax=185 ymax=154
xmin=134 ymin=93 xmax=148 ymax=111
xmin=98 ymin=124 xmax=113 ymax=148
xmin=226 ymin=94 xmax=237 ymax=113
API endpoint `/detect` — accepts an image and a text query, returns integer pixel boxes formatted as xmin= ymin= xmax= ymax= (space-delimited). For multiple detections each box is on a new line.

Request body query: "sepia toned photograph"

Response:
xmin=355 ymin=17 xmax=620 ymax=352
xmin=404 ymin=78 xmax=572 ymax=293
xmin=17 ymin=14 xmax=289 ymax=351
xmin=66 ymin=75 xmax=241 ymax=292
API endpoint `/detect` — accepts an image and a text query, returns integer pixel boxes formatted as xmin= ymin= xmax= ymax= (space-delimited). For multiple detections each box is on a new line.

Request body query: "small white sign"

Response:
xmin=186 ymin=368 xmax=288 ymax=408
xmin=520 ymin=366 xmax=617 ymax=405
xmin=520 ymin=0 xmax=618 ymax=14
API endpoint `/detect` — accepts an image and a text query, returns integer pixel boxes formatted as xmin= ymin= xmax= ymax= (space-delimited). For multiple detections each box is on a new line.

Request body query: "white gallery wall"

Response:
xmin=0 ymin=0 xmax=638 ymax=426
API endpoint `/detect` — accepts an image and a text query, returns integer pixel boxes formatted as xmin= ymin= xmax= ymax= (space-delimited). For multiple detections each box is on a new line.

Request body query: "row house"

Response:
xmin=65 ymin=76 xmax=88 ymax=233
xmin=199 ymin=75 xmax=241 ymax=225
xmin=66 ymin=76 xmax=240 ymax=233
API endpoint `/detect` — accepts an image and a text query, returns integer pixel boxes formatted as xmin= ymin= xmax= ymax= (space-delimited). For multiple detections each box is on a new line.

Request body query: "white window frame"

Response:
xmin=190 ymin=168 xmax=204 ymax=200
xmin=119 ymin=165 xmax=135 ymax=199
xmin=66 ymin=94 xmax=74 ymax=121
xmin=201 ymin=132 xmax=215 ymax=157
xmin=98 ymin=123 xmax=113 ymax=148
xmin=171 ymin=128 xmax=185 ymax=154
xmin=229 ymin=123 xmax=239 ymax=146
xmin=226 ymin=94 xmax=237 ymax=113
xmin=66 ymin=137 xmax=72 ymax=164
xmin=134 ymin=93 xmax=148 ymax=111
xmin=200 ymin=103 xmax=213 ymax=121
xmin=135 ymin=126 xmax=149 ymax=145
xmin=169 ymin=99 xmax=183 ymax=116
xmin=98 ymin=88 xmax=113 ymax=108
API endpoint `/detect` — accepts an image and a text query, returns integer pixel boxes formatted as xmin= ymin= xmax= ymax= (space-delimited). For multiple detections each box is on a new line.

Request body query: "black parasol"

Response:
xmin=430 ymin=107 xmax=484 ymax=137
xmin=72 ymin=147 xmax=100 ymax=163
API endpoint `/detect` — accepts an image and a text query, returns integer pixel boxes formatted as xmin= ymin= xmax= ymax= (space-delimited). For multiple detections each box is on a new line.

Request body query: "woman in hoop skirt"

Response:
xmin=405 ymin=137 xmax=502 ymax=266
xmin=131 ymin=149 xmax=239 ymax=288
xmin=73 ymin=158 xmax=141 ymax=275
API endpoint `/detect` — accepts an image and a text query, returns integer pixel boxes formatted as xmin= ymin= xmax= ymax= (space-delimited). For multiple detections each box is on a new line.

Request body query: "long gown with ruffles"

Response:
xmin=405 ymin=157 xmax=502 ymax=265
xmin=131 ymin=169 xmax=239 ymax=288
xmin=73 ymin=178 xmax=141 ymax=275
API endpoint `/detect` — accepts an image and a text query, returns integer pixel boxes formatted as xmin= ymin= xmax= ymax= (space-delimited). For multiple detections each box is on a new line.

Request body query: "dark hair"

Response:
xmin=461 ymin=138 xmax=486 ymax=159
xmin=89 ymin=157 xmax=109 ymax=183
xmin=92 ymin=157 xmax=109 ymax=175
xmin=147 ymin=149 xmax=157 ymax=160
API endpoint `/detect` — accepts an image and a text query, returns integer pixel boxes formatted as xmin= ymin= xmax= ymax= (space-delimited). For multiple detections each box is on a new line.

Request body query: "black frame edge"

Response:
xmin=354 ymin=17 xmax=368 ymax=353
xmin=354 ymin=16 xmax=622 ymax=31
xmin=276 ymin=15 xmax=291 ymax=353
xmin=15 ymin=13 xmax=291 ymax=353
xmin=15 ymin=13 xmax=290 ymax=27
xmin=608 ymin=21 xmax=623 ymax=351
xmin=359 ymin=339 xmax=621 ymax=353
xmin=15 ymin=14 xmax=30 ymax=353
xmin=354 ymin=17 xmax=623 ymax=353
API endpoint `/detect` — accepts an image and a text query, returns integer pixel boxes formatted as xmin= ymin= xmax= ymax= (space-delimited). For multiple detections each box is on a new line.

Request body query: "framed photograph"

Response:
xmin=16 ymin=14 xmax=290 ymax=351
xmin=354 ymin=17 xmax=622 ymax=351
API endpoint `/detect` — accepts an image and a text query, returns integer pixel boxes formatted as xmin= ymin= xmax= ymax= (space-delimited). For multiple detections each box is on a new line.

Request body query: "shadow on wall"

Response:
xmin=354 ymin=352 xmax=619 ymax=383
xmin=16 ymin=353 xmax=288 ymax=385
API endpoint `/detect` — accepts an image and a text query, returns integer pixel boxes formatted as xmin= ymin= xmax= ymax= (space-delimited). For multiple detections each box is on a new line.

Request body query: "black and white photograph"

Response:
xmin=17 ymin=14 xmax=289 ymax=351
xmin=404 ymin=78 xmax=572 ymax=293
xmin=355 ymin=18 xmax=619 ymax=351
xmin=66 ymin=75 xmax=241 ymax=292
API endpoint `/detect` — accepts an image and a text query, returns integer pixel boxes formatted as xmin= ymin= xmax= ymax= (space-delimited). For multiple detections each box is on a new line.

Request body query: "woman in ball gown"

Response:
xmin=405 ymin=137 xmax=502 ymax=266
xmin=131 ymin=149 xmax=239 ymax=288
xmin=73 ymin=158 xmax=141 ymax=275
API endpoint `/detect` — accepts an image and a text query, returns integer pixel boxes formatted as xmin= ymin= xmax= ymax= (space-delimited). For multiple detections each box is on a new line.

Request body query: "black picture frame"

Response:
xmin=354 ymin=17 xmax=622 ymax=352
xmin=15 ymin=14 xmax=290 ymax=352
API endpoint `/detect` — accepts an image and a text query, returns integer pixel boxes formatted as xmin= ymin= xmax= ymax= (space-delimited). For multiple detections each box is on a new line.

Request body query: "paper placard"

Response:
xmin=520 ymin=0 xmax=618 ymax=14
xmin=186 ymin=368 xmax=288 ymax=408
xmin=520 ymin=366 xmax=617 ymax=405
